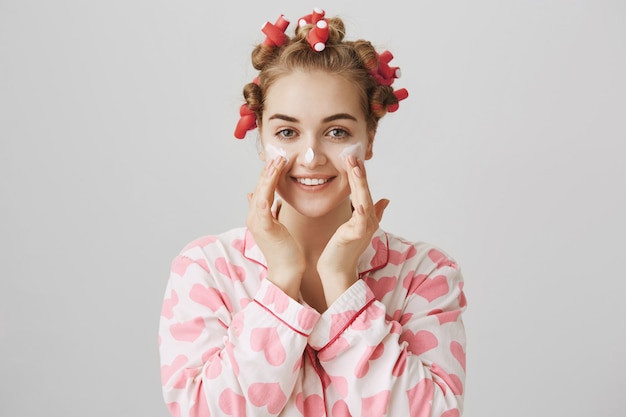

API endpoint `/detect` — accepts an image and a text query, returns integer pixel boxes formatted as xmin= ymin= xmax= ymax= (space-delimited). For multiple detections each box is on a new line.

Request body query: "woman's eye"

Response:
xmin=327 ymin=128 xmax=349 ymax=140
xmin=276 ymin=129 xmax=296 ymax=140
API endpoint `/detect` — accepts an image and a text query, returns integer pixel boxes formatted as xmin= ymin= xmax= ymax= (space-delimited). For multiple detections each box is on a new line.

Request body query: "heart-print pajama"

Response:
xmin=159 ymin=227 xmax=467 ymax=416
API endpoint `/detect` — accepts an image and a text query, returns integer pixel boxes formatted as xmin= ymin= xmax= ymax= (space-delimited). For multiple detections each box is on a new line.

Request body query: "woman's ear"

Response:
xmin=365 ymin=131 xmax=375 ymax=160
xmin=256 ymin=132 xmax=266 ymax=162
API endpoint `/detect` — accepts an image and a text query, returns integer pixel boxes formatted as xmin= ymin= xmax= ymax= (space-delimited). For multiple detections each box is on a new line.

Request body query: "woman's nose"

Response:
xmin=304 ymin=147 xmax=315 ymax=163
xmin=299 ymin=145 xmax=327 ymax=166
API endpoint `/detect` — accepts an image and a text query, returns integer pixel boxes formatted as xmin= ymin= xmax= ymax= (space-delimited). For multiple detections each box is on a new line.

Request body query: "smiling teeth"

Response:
xmin=297 ymin=178 xmax=328 ymax=186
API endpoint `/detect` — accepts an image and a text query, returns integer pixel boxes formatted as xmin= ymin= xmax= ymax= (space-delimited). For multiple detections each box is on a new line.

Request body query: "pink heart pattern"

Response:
xmin=407 ymin=379 xmax=434 ymax=417
xmin=170 ymin=256 xmax=195 ymax=277
xmin=428 ymin=308 xmax=462 ymax=325
xmin=262 ymin=283 xmax=289 ymax=314
xmin=215 ymin=257 xmax=246 ymax=282
xmin=190 ymin=284 xmax=232 ymax=312
xmin=318 ymin=336 xmax=350 ymax=362
xmin=231 ymin=238 xmax=245 ymax=254
xmin=331 ymin=400 xmax=352 ymax=416
xmin=355 ymin=344 xmax=385 ymax=378
xmin=428 ymin=248 xmax=457 ymax=269
xmin=403 ymin=272 xmax=428 ymax=297
xmin=450 ymin=341 xmax=466 ymax=372
xmin=171 ymin=255 xmax=210 ymax=276
xmin=431 ymin=363 xmax=464 ymax=395
xmin=166 ymin=401 xmax=181 ymax=417
xmin=248 ymin=382 xmax=287 ymax=414
xmin=169 ymin=317 xmax=205 ymax=342
xmin=159 ymin=227 xmax=466 ymax=416
xmin=203 ymin=347 xmax=223 ymax=379
xmin=296 ymin=393 xmax=325 ymax=417
xmin=361 ymin=390 xmax=391 ymax=417
xmin=250 ymin=327 xmax=286 ymax=366
xmin=400 ymin=330 xmax=438 ymax=355
xmin=181 ymin=235 xmax=216 ymax=252
xmin=161 ymin=290 xmax=178 ymax=319
xmin=388 ymin=244 xmax=417 ymax=265
xmin=219 ymin=388 xmax=246 ymax=417
xmin=352 ymin=304 xmax=384 ymax=331
xmin=161 ymin=355 xmax=188 ymax=389
xmin=414 ymin=274 xmax=450 ymax=302
xmin=369 ymin=237 xmax=389 ymax=268
xmin=364 ymin=275 xmax=398 ymax=301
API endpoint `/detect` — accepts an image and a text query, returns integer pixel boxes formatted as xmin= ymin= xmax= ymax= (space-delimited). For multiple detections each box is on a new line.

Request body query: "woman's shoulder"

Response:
xmin=176 ymin=226 xmax=249 ymax=260
xmin=382 ymin=229 xmax=461 ymax=273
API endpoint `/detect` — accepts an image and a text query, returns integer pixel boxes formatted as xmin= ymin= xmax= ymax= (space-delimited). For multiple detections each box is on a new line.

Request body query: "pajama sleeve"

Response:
xmin=158 ymin=247 xmax=320 ymax=417
xmin=308 ymin=258 xmax=467 ymax=416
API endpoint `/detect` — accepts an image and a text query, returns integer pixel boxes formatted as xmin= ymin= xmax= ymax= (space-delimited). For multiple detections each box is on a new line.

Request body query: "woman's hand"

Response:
xmin=317 ymin=154 xmax=389 ymax=306
xmin=246 ymin=156 xmax=305 ymax=299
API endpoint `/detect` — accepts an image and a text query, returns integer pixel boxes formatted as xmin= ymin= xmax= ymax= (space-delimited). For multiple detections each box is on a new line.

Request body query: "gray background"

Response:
xmin=1 ymin=0 xmax=625 ymax=416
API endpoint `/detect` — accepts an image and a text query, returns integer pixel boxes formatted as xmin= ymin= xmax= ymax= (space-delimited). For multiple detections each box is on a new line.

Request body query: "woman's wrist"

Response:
xmin=318 ymin=269 xmax=358 ymax=306
xmin=266 ymin=265 xmax=305 ymax=300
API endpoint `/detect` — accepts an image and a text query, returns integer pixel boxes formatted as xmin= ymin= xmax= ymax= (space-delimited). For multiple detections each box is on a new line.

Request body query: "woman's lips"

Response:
xmin=291 ymin=176 xmax=335 ymax=189
xmin=296 ymin=177 xmax=329 ymax=186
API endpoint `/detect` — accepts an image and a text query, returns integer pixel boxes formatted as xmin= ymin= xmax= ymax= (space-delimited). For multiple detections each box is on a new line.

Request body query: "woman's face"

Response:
xmin=259 ymin=70 xmax=374 ymax=219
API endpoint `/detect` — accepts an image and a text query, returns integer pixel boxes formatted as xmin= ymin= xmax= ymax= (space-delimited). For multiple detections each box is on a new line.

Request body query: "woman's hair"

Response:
xmin=236 ymin=11 xmax=407 ymax=139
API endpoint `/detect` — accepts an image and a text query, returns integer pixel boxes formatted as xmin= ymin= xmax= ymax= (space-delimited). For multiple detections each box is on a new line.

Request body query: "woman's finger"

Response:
xmin=346 ymin=155 xmax=374 ymax=216
xmin=373 ymin=198 xmax=390 ymax=222
xmin=252 ymin=156 xmax=286 ymax=211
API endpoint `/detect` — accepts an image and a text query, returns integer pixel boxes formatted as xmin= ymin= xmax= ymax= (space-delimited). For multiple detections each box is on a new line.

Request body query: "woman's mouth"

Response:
xmin=296 ymin=177 xmax=330 ymax=186
xmin=291 ymin=176 xmax=335 ymax=189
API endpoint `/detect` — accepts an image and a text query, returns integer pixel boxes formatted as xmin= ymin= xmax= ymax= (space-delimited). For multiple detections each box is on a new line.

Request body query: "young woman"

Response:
xmin=159 ymin=9 xmax=467 ymax=417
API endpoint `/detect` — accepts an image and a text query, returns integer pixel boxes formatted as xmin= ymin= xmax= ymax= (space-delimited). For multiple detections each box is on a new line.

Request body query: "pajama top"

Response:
xmin=159 ymin=226 xmax=467 ymax=417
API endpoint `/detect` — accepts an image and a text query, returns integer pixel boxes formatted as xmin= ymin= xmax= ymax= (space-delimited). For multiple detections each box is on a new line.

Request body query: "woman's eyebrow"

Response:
xmin=268 ymin=113 xmax=358 ymax=123
xmin=322 ymin=113 xmax=357 ymax=123
xmin=268 ymin=113 xmax=299 ymax=122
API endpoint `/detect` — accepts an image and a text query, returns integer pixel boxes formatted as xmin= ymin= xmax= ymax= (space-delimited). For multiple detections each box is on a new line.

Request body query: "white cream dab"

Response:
xmin=264 ymin=143 xmax=289 ymax=162
xmin=305 ymin=147 xmax=315 ymax=163
xmin=339 ymin=143 xmax=366 ymax=161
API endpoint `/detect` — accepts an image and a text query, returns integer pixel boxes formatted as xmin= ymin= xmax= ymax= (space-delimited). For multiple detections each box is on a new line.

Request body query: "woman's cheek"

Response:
xmin=338 ymin=143 xmax=366 ymax=161
xmin=264 ymin=143 xmax=291 ymax=163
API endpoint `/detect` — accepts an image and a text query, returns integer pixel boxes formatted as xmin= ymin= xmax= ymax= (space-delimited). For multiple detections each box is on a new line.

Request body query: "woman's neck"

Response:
xmin=277 ymin=199 xmax=353 ymax=258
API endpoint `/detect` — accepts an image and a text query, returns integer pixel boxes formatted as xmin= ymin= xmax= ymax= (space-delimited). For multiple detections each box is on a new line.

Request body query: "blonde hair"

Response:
xmin=241 ymin=14 xmax=403 ymax=135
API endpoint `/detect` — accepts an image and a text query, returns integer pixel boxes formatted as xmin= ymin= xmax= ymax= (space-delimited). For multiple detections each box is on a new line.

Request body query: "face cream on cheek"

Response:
xmin=264 ymin=143 xmax=289 ymax=163
xmin=339 ymin=143 xmax=366 ymax=161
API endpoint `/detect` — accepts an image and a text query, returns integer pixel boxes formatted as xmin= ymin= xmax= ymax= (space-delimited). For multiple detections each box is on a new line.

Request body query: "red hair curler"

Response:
xmin=369 ymin=50 xmax=402 ymax=86
xmin=298 ymin=7 xmax=325 ymax=27
xmin=307 ymin=20 xmax=329 ymax=52
xmin=261 ymin=14 xmax=290 ymax=47
xmin=234 ymin=104 xmax=257 ymax=139
xmin=387 ymin=88 xmax=409 ymax=113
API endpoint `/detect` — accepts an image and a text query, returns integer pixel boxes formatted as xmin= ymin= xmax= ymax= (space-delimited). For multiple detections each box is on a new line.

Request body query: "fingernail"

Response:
xmin=353 ymin=166 xmax=363 ymax=178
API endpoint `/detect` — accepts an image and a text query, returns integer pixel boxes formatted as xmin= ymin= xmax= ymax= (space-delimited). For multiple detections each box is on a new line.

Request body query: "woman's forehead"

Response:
xmin=263 ymin=71 xmax=365 ymax=120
